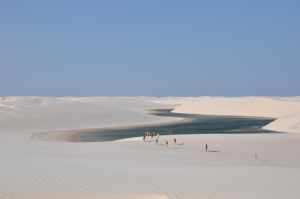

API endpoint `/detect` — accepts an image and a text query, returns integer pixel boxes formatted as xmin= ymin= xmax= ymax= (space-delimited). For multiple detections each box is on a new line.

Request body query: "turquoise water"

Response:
xmin=77 ymin=109 xmax=276 ymax=142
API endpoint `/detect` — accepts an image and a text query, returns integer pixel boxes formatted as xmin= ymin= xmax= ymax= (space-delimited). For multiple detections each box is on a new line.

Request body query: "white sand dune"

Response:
xmin=155 ymin=96 xmax=300 ymax=133
xmin=0 ymin=96 xmax=178 ymax=135
xmin=1 ymin=96 xmax=300 ymax=199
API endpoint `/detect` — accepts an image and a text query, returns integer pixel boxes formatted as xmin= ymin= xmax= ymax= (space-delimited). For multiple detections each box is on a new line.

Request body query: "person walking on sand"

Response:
xmin=205 ymin=144 xmax=208 ymax=152
xmin=173 ymin=138 xmax=177 ymax=145
xmin=166 ymin=140 xmax=169 ymax=147
xmin=155 ymin=133 xmax=160 ymax=144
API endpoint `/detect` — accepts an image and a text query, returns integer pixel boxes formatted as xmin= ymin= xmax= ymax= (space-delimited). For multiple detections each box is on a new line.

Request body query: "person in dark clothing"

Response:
xmin=205 ymin=144 xmax=208 ymax=152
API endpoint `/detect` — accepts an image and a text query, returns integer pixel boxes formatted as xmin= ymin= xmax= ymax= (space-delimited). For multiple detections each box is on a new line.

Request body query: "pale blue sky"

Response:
xmin=0 ymin=0 xmax=299 ymax=96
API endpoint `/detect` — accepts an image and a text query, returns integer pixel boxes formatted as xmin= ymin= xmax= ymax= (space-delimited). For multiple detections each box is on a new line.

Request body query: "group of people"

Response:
xmin=142 ymin=131 xmax=210 ymax=151
xmin=143 ymin=131 xmax=160 ymax=143
xmin=142 ymin=132 xmax=258 ymax=158
xmin=143 ymin=131 xmax=179 ymax=147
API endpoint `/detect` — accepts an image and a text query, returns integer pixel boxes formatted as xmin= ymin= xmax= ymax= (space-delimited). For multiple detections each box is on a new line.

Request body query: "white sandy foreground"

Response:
xmin=1 ymin=96 xmax=300 ymax=199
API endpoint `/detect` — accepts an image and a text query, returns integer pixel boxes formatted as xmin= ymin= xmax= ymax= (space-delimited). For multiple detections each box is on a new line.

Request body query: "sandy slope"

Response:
xmin=1 ymin=96 xmax=300 ymax=199
xmin=0 ymin=96 xmax=178 ymax=135
xmin=155 ymin=96 xmax=300 ymax=133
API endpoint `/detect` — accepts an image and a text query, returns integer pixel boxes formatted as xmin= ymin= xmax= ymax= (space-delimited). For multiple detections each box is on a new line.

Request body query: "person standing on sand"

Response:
xmin=205 ymin=144 xmax=208 ymax=152
xmin=173 ymin=138 xmax=177 ymax=145
xmin=146 ymin=131 xmax=149 ymax=140
xmin=166 ymin=140 xmax=169 ymax=147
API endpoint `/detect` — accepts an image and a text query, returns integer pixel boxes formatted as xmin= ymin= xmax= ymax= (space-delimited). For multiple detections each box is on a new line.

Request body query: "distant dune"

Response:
xmin=155 ymin=96 xmax=300 ymax=133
